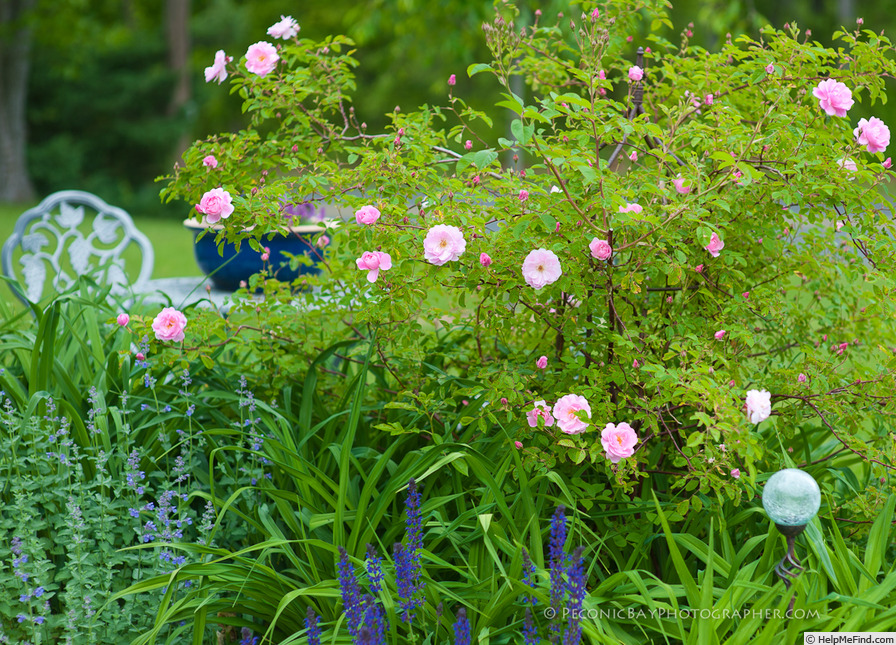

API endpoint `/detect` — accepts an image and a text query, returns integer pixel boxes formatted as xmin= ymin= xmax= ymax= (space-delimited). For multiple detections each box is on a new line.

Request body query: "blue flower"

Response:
xmin=305 ymin=607 xmax=321 ymax=645
xmin=522 ymin=547 xmax=537 ymax=605
xmin=549 ymin=506 xmax=568 ymax=642
xmin=365 ymin=544 xmax=385 ymax=594
xmin=361 ymin=595 xmax=387 ymax=645
xmin=395 ymin=478 xmax=425 ymax=623
xmin=337 ymin=547 xmax=362 ymax=636
xmin=523 ymin=607 xmax=540 ymax=645
xmin=562 ymin=547 xmax=586 ymax=645
xmin=453 ymin=607 xmax=471 ymax=645
xmin=239 ymin=627 xmax=258 ymax=645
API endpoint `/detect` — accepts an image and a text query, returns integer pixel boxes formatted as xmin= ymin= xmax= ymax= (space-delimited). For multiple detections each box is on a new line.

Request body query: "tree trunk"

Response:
xmin=166 ymin=0 xmax=192 ymax=160
xmin=0 ymin=0 xmax=36 ymax=203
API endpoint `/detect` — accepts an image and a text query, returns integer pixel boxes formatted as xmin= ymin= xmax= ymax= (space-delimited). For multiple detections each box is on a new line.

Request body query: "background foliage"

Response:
xmin=12 ymin=0 xmax=896 ymax=217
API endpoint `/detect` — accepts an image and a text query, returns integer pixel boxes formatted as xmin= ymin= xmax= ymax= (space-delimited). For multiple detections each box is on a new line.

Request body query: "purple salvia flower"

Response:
xmin=306 ymin=607 xmax=321 ymax=645
xmin=562 ymin=547 xmax=587 ymax=645
xmin=522 ymin=547 xmax=537 ymax=605
xmin=337 ymin=547 xmax=362 ymax=636
xmin=362 ymin=595 xmax=387 ymax=645
xmin=549 ymin=506 xmax=568 ymax=643
xmin=394 ymin=542 xmax=417 ymax=622
xmin=453 ymin=607 xmax=471 ymax=645
xmin=239 ymin=627 xmax=259 ymax=645
xmin=365 ymin=544 xmax=385 ymax=594
xmin=524 ymin=607 xmax=540 ymax=645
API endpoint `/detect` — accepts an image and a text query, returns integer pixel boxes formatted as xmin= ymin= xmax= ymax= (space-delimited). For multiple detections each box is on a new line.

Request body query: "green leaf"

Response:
xmin=510 ymin=119 xmax=535 ymax=145
xmin=472 ymin=149 xmax=499 ymax=169
xmin=467 ymin=63 xmax=492 ymax=77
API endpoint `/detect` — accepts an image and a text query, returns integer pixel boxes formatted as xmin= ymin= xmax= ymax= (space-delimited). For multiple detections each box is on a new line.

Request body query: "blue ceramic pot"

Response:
xmin=184 ymin=219 xmax=332 ymax=291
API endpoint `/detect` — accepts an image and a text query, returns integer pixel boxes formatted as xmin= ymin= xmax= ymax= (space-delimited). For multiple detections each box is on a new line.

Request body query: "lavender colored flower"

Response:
xmin=549 ymin=506 xmax=568 ymax=643
xmin=453 ymin=607 xmax=471 ymax=645
xmin=562 ymin=547 xmax=586 ymax=645
xmin=523 ymin=607 xmax=540 ymax=645
xmin=338 ymin=547 xmax=362 ymax=636
xmin=394 ymin=542 xmax=418 ymax=622
xmin=306 ymin=607 xmax=321 ymax=645
xmin=395 ymin=478 xmax=426 ymax=623
xmin=362 ymin=595 xmax=387 ymax=645
xmin=405 ymin=479 xmax=422 ymax=566
xmin=522 ymin=547 xmax=537 ymax=604
xmin=239 ymin=627 xmax=259 ymax=645
xmin=365 ymin=544 xmax=385 ymax=594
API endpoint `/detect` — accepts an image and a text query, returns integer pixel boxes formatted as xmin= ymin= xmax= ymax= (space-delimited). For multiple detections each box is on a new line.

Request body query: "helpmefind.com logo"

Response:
xmin=543 ymin=607 xmax=821 ymax=620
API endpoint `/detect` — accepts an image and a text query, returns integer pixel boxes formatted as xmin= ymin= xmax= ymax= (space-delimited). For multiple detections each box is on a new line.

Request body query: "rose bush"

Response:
xmin=160 ymin=0 xmax=896 ymax=520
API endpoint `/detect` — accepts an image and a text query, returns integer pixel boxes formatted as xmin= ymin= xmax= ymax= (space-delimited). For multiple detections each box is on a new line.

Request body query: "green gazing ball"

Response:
xmin=762 ymin=468 xmax=821 ymax=526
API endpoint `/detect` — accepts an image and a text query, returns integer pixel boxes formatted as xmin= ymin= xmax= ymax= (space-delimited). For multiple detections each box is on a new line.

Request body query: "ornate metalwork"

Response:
xmin=774 ymin=523 xmax=806 ymax=612
xmin=2 ymin=190 xmax=155 ymax=305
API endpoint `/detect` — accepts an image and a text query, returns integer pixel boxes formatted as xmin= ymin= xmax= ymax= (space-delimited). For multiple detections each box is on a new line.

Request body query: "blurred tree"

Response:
xmin=0 ymin=0 xmax=36 ymax=202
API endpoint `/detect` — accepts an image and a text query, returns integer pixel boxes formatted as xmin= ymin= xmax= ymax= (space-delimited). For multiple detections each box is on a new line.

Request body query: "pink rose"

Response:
xmin=267 ymin=15 xmax=299 ymax=40
xmin=745 ymin=389 xmax=772 ymax=423
xmin=765 ymin=63 xmax=775 ymax=74
xmin=590 ymin=7 xmax=600 ymax=21
xmin=355 ymin=251 xmax=392 ymax=283
xmin=514 ymin=441 xmax=523 ymax=449
xmin=423 ymin=225 xmax=466 ymax=265
xmin=695 ymin=264 xmax=704 ymax=273
xmin=854 ymin=117 xmax=890 ymax=154
xmin=479 ymin=253 xmax=493 ymax=267
xmin=355 ymin=205 xmax=381 ymax=225
xmin=521 ymin=249 xmax=562 ymax=289
xmin=589 ymin=238 xmax=612 ymax=261
xmin=526 ymin=400 xmax=554 ymax=428
xmin=838 ymin=158 xmax=858 ymax=175
xmin=152 ymin=307 xmax=187 ymax=343
xmin=672 ymin=177 xmax=692 ymax=194
xmin=464 ymin=140 xmax=472 ymax=150
xmin=536 ymin=356 xmax=548 ymax=369
xmin=884 ymin=157 xmax=892 ymax=169
xmin=204 ymin=50 xmax=231 ymax=84
xmin=742 ymin=291 xmax=749 ymax=299
xmin=633 ymin=359 xmax=640 ymax=368
xmin=618 ymin=203 xmax=643 ymax=214
xmin=117 ymin=313 xmax=129 ymax=327
xmin=135 ymin=352 xmax=145 ymax=361
xmin=704 ymin=232 xmax=725 ymax=257
xmin=731 ymin=468 xmax=741 ymax=479
xmin=629 ymin=151 xmax=638 ymax=162
xmin=202 ymin=155 xmax=218 ymax=168
xmin=196 ymin=188 xmax=234 ymax=224
xmin=245 ymin=41 xmax=279 ymax=77
xmin=519 ymin=190 xmax=529 ymax=202
xmin=601 ymin=422 xmax=638 ymax=463
xmin=798 ymin=373 xmax=807 ymax=383
xmin=628 ymin=66 xmax=644 ymax=82
xmin=448 ymin=74 xmax=456 ymax=86
xmin=553 ymin=394 xmax=591 ymax=434
xmin=705 ymin=94 xmax=714 ymax=106
xmin=714 ymin=330 xmax=726 ymax=340
xmin=316 ymin=234 xmax=330 ymax=249
xmin=812 ymin=79 xmax=853 ymax=117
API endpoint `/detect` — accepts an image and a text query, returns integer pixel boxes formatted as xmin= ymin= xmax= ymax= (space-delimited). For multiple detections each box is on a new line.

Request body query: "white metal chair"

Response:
xmin=1 ymin=190 xmax=232 ymax=310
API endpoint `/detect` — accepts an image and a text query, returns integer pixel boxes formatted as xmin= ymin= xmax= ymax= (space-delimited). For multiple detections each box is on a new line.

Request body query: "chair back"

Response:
xmin=1 ymin=190 xmax=155 ymax=304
